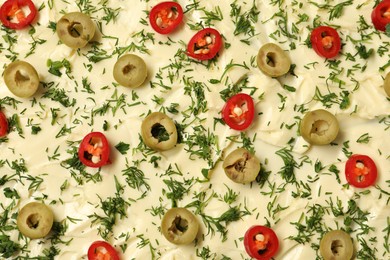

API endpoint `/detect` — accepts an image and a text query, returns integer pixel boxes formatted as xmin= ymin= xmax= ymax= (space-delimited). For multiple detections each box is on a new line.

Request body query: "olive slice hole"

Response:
xmin=310 ymin=120 xmax=329 ymax=136
xmin=320 ymin=230 xmax=353 ymax=260
xmin=331 ymin=239 xmax=343 ymax=256
xmin=169 ymin=216 xmax=188 ymax=235
xmin=27 ymin=214 xmax=41 ymax=229
xmin=68 ymin=22 xmax=83 ymax=38
xmin=15 ymin=70 xmax=31 ymax=86
xmin=234 ymin=158 xmax=247 ymax=172
xmin=123 ymin=64 xmax=136 ymax=75
xmin=151 ymin=123 xmax=169 ymax=142
xmin=266 ymin=52 xmax=276 ymax=67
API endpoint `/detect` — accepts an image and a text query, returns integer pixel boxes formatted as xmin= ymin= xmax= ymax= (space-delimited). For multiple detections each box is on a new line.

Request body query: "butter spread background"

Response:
xmin=0 ymin=0 xmax=389 ymax=259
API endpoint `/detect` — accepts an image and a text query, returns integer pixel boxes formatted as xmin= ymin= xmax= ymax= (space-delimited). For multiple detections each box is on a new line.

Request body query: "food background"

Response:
xmin=0 ymin=0 xmax=389 ymax=259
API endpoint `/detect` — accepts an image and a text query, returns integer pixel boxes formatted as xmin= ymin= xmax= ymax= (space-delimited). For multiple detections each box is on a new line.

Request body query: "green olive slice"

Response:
xmin=300 ymin=109 xmax=339 ymax=145
xmin=113 ymin=54 xmax=147 ymax=88
xmin=257 ymin=43 xmax=291 ymax=77
xmin=384 ymin=72 xmax=390 ymax=98
xmin=141 ymin=112 xmax=177 ymax=151
xmin=3 ymin=61 xmax=39 ymax=98
xmin=222 ymin=148 xmax=260 ymax=184
xmin=161 ymin=208 xmax=199 ymax=245
xmin=320 ymin=230 xmax=354 ymax=260
xmin=17 ymin=202 xmax=54 ymax=239
xmin=57 ymin=12 xmax=95 ymax=49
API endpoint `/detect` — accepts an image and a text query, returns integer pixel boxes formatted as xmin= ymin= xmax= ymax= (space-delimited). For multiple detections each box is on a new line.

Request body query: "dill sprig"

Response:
xmin=122 ymin=160 xmax=151 ymax=192
xmin=288 ymin=204 xmax=326 ymax=244
xmin=163 ymin=177 xmax=194 ymax=207
xmin=89 ymin=177 xmax=130 ymax=240
xmin=200 ymin=206 xmax=250 ymax=242
xmin=275 ymin=147 xmax=297 ymax=183
xmin=230 ymin=0 xmax=259 ymax=44
xmin=0 ymin=235 xmax=21 ymax=258
xmin=183 ymin=76 xmax=209 ymax=116
xmin=183 ymin=125 xmax=220 ymax=169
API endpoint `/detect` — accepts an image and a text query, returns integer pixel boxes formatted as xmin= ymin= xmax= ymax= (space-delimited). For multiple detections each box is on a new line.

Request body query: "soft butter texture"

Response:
xmin=0 ymin=0 xmax=389 ymax=259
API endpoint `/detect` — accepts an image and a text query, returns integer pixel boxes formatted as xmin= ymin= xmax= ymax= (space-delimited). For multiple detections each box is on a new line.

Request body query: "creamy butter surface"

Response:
xmin=0 ymin=0 xmax=389 ymax=259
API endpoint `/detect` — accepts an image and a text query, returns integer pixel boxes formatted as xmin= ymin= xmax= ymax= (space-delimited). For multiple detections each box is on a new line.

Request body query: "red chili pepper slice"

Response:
xmin=371 ymin=0 xmax=390 ymax=31
xmin=0 ymin=0 xmax=37 ymax=29
xmin=345 ymin=154 xmax=378 ymax=188
xmin=149 ymin=1 xmax=183 ymax=34
xmin=87 ymin=241 xmax=120 ymax=260
xmin=222 ymin=93 xmax=255 ymax=131
xmin=310 ymin=26 xmax=341 ymax=59
xmin=187 ymin=28 xmax=222 ymax=60
xmin=244 ymin=225 xmax=279 ymax=260
xmin=0 ymin=110 xmax=8 ymax=137
xmin=78 ymin=132 xmax=111 ymax=168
